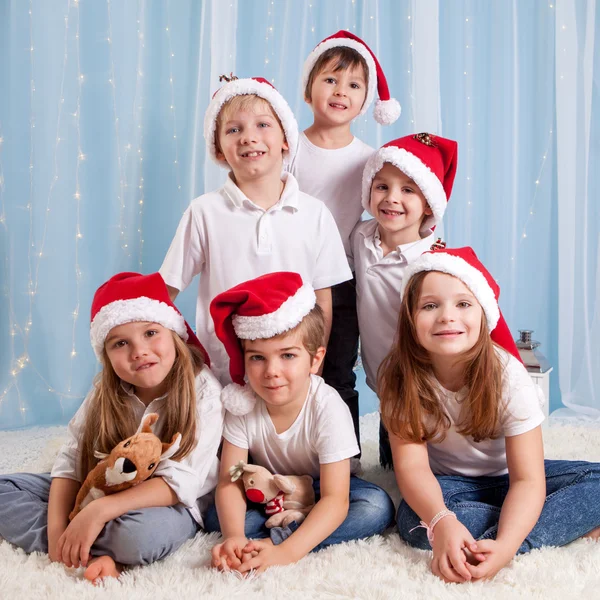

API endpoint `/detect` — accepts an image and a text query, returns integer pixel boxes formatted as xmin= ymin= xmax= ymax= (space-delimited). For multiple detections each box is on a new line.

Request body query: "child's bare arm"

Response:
xmin=211 ymin=440 xmax=250 ymax=570
xmin=166 ymin=284 xmax=179 ymax=302
xmin=390 ymin=433 xmax=480 ymax=583
xmin=239 ymin=459 xmax=350 ymax=572
xmin=314 ymin=287 xmax=332 ymax=346
xmin=47 ymin=477 xmax=80 ymax=562
xmin=467 ymin=426 xmax=545 ymax=581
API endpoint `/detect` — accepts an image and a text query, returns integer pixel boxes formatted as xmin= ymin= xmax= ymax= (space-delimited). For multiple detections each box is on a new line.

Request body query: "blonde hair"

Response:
xmin=241 ymin=304 xmax=325 ymax=360
xmin=304 ymin=46 xmax=369 ymax=103
xmin=78 ymin=332 xmax=204 ymax=478
xmin=378 ymin=271 xmax=505 ymax=444
xmin=214 ymin=94 xmax=285 ymax=156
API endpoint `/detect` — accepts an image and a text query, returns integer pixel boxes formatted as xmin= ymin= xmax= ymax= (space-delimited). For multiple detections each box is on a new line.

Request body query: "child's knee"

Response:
xmin=354 ymin=485 xmax=395 ymax=532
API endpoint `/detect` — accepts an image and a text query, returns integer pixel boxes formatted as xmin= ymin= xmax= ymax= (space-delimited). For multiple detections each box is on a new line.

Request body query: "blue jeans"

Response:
xmin=397 ymin=459 xmax=600 ymax=554
xmin=0 ymin=473 xmax=199 ymax=565
xmin=322 ymin=278 xmax=361 ymax=455
xmin=205 ymin=476 xmax=395 ymax=551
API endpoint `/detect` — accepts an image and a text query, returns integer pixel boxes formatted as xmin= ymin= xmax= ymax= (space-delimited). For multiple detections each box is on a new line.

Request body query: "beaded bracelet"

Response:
xmin=410 ymin=509 xmax=456 ymax=544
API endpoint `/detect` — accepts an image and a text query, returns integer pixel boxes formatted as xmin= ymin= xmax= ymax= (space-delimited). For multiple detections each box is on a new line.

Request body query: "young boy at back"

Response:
xmin=160 ymin=76 xmax=351 ymax=384
xmin=290 ymin=31 xmax=400 ymax=450
xmin=352 ymin=133 xmax=457 ymax=467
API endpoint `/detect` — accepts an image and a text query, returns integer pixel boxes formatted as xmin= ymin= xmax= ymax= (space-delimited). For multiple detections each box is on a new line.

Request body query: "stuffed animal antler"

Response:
xmin=69 ymin=413 xmax=181 ymax=520
xmin=229 ymin=461 xmax=315 ymax=528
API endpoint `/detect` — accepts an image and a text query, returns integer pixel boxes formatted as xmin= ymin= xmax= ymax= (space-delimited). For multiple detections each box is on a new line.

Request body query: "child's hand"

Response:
xmin=211 ymin=535 xmax=249 ymax=571
xmin=237 ymin=539 xmax=296 ymax=574
xmin=56 ymin=504 xmax=106 ymax=568
xmin=465 ymin=539 xmax=514 ymax=581
xmin=430 ymin=517 xmax=485 ymax=584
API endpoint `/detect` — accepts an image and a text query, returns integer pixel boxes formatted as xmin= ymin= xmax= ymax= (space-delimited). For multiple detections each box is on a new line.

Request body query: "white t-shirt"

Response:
xmin=351 ymin=218 xmax=435 ymax=391
xmin=426 ymin=349 xmax=546 ymax=477
xmin=223 ymin=374 xmax=359 ymax=479
xmin=290 ymin=132 xmax=374 ymax=266
xmin=51 ymin=366 xmax=224 ymax=526
xmin=159 ymin=172 xmax=352 ymax=385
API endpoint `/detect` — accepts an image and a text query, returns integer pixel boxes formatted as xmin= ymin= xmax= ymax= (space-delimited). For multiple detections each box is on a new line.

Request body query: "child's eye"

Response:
xmin=145 ymin=329 xmax=158 ymax=337
xmin=376 ymin=184 xmax=388 ymax=191
xmin=324 ymin=77 xmax=336 ymax=84
xmin=350 ymin=82 xmax=361 ymax=89
xmin=248 ymin=355 xmax=265 ymax=362
xmin=113 ymin=340 xmax=127 ymax=349
xmin=422 ymin=303 xmax=437 ymax=311
xmin=258 ymin=122 xmax=271 ymax=128
xmin=457 ymin=301 xmax=471 ymax=308
xmin=281 ymin=353 xmax=296 ymax=360
xmin=226 ymin=126 xmax=240 ymax=135
xmin=402 ymin=187 xmax=415 ymax=194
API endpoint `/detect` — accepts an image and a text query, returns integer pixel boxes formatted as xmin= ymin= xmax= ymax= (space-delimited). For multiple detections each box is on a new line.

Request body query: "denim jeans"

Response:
xmin=321 ymin=278 xmax=361 ymax=455
xmin=397 ymin=459 xmax=600 ymax=554
xmin=205 ymin=476 xmax=395 ymax=551
xmin=0 ymin=472 xmax=199 ymax=565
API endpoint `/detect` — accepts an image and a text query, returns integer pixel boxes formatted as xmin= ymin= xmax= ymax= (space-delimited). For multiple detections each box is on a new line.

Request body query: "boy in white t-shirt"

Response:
xmin=205 ymin=272 xmax=394 ymax=573
xmin=160 ymin=77 xmax=351 ymax=384
xmin=351 ymin=133 xmax=457 ymax=468
xmin=290 ymin=31 xmax=400 ymax=451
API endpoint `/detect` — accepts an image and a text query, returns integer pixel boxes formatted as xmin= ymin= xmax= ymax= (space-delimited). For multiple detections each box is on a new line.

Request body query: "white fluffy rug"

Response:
xmin=2 ymin=414 xmax=600 ymax=600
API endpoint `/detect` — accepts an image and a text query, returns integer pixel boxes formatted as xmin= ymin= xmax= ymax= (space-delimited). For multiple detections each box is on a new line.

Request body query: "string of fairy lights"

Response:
xmin=134 ymin=2 xmax=146 ymax=270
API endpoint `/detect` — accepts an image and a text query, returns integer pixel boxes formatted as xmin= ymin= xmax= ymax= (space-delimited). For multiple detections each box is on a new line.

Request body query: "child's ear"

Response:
xmin=424 ymin=204 xmax=433 ymax=216
xmin=310 ymin=346 xmax=326 ymax=374
xmin=215 ymin=150 xmax=228 ymax=164
xmin=282 ymin=139 xmax=289 ymax=152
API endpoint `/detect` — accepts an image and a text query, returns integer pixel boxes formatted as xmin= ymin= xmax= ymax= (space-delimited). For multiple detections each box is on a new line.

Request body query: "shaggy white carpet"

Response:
xmin=1 ymin=414 xmax=600 ymax=600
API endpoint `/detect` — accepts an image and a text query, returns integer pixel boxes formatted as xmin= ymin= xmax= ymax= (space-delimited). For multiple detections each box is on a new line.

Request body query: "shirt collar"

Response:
xmin=120 ymin=380 xmax=168 ymax=407
xmin=368 ymin=227 xmax=435 ymax=259
xmin=222 ymin=171 xmax=298 ymax=212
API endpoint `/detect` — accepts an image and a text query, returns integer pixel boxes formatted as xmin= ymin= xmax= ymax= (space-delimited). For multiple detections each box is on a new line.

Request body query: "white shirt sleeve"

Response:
xmin=501 ymin=356 xmax=546 ymax=437
xmin=312 ymin=203 xmax=353 ymax=290
xmin=50 ymin=386 xmax=97 ymax=482
xmin=153 ymin=367 xmax=224 ymax=508
xmin=159 ymin=204 xmax=205 ymax=293
xmin=312 ymin=385 xmax=360 ymax=464
xmin=223 ymin=411 xmax=250 ymax=450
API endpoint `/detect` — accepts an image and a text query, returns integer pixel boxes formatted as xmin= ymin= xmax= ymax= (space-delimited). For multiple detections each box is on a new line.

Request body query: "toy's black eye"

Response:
xmin=249 ymin=478 xmax=254 ymax=486
xmin=148 ymin=463 xmax=155 ymax=470
xmin=124 ymin=441 xmax=131 ymax=448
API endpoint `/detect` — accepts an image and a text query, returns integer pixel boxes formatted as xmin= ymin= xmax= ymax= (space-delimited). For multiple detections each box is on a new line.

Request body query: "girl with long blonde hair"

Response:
xmin=379 ymin=247 xmax=600 ymax=583
xmin=0 ymin=272 xmax=223 ymax=584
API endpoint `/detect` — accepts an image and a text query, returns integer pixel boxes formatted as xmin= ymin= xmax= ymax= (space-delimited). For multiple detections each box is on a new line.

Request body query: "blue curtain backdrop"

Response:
xmin=0 ymin=0 xmax=598 ymax=429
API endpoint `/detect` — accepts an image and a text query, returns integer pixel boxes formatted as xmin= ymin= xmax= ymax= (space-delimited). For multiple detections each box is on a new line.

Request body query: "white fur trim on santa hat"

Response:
xmin=203 ymin=78 xmax=298 ymax=169
xmin=401 ymin=253 xmax=500 ymax=331
xmin=302 ymin=37 xmax=377 ymax=117
xmin=362 ymin=146 xmax=447 ymax=232
xmin=373 ymin=98 xmax=401 ymax=126
xmin=90 ymin=297 xmax=188 ymax=359
xmin=221 ymin=383 xmax=257 ymax=416
xmin=232 ymin=283 xmax=316 ymax=340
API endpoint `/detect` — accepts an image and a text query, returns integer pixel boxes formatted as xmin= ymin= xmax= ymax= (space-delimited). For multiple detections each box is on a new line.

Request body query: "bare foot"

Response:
xmin=83 ymin=555 xmax=122 ymax=585
xmin=583 ymin=526 xmax=600 ymax=541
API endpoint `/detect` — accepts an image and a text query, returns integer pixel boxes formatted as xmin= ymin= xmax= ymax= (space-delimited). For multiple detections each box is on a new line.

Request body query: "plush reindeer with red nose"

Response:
xmin=229 ymin=461 xmax=315 ymax=528
xmin=69 ymin=413 xmax=181 ymax=520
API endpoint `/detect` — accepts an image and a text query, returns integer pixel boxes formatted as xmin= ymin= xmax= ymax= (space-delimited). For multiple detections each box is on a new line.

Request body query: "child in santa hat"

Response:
xmin=206 ymin=272 xmax=394 ymax=573
xmin=290 ymin=31 xmax=400 ymax=455
xmin=0 ymin=272 xmax=224 ymax=584
xmin=379 ymin=247 xmax=600 ymax=583
xmin=160 ymin=76 xmax=350 ymax=386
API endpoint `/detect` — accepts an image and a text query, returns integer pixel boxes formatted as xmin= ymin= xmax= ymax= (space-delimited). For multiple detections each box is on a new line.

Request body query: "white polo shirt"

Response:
xmin=290 ymin=133 xmax=374 ymax=267
xmin=351 ymin=219 xmax=435 ymax=392
xmin=224 ymin=374 xmax=360 ymax=479
xmin=160 ymin=172 xmax=352 ymax=384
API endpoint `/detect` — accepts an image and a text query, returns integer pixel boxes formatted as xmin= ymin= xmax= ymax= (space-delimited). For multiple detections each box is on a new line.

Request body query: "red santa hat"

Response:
xmin=302 ymin=30 xmax=401 ymax=125
xmin=362 ymin=133 xmax=458 ymax=232
xmin=90 ymin=272 xmax=209 ymax=364
xmin=210 ymin=272 xmax=316 ymax=414
xmin=400 ymin=247 xmax=522 ymax=362
xmin=204 ymin=76 xmax=299 ymax=169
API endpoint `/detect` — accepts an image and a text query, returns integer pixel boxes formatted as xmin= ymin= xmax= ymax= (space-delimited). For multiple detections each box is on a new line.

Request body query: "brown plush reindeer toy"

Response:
xmin=69 ymin=413 xmax=181 ymax=520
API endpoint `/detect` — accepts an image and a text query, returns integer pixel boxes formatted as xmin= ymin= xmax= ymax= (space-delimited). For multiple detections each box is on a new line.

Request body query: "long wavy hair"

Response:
xmin=378 ymin=271 xmax=505 ymax=444
xmin=78 ymin=332 xmax=204 ymax=479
